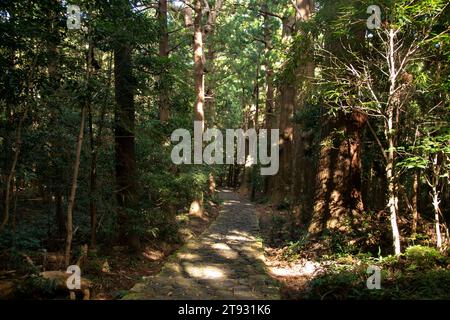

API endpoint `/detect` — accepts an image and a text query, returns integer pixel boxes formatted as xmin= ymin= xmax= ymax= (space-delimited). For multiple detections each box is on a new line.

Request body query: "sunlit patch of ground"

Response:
xmin=254 ymin=201 xmax=326 ymax=299
xmin=184 ymin=265 xmax=226 ymax=280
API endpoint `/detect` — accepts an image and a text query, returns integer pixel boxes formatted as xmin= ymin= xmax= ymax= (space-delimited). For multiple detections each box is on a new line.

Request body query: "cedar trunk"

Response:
xmin=114 ymin=43 xmax=140 ymax=252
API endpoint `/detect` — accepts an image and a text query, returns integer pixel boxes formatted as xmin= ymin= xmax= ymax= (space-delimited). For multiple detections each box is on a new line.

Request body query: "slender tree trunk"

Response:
xmin=432 ymin=185 xmax=442 ymax=249
xmin=431 ymin=154 xmax=443 ymax=249
xmin=88 ymin=105 xmax=97 ymax=249
xmin=254 ymin=56 xmax=260 ymax=133
xmin=386 ymin=118 xmax=400 ymax=255
xmin=385 ymin=122 xmax=400 ymax=255
xmin=0 ymin=117 xmax=23 ymax=231
xmin=84 ymin=35 xmax=99 ymax=250
xmin=386 ymin=28 xmax=401 ymax=255
xmin=411 ymin=169 xmax=419 ymax=236
xmin=65 ymin=106 xmax=86 ymax=266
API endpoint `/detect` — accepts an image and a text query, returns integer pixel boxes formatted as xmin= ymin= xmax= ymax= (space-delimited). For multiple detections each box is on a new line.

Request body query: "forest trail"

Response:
xmin=123 ymin=189 xmax=280 ymax=300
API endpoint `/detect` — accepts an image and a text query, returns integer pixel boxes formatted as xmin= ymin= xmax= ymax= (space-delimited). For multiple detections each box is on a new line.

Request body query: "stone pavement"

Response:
xmin=123 ymin=189 xmax=280 ymax=300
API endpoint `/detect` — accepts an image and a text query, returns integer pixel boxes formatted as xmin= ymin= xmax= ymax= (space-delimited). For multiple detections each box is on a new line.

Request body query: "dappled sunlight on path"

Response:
xmin=123 ymin=190 xmax=280 ymax=300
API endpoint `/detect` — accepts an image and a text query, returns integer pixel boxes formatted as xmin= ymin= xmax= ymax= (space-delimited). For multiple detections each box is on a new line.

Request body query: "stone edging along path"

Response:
xmin=123 ymin=189 xmax=280 ymax=300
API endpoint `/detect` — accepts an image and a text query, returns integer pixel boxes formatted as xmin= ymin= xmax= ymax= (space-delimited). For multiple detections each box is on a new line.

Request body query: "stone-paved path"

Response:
xmin=123 ymin=189 xmax=280 ymax=300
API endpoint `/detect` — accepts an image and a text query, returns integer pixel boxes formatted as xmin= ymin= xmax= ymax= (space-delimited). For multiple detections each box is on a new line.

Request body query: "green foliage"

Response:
xmin=282 ymin=234 xmax=309 ymax=262
xmin=308 ymin=246 xmax=450 ymax=299
xmin=16 ymin=274 xmax=57 ymax=299
xmin=404 ymin=245 xmax=447 ymax=270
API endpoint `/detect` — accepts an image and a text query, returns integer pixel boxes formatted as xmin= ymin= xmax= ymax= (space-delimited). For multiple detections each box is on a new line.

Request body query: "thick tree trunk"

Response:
xmin=271 ymin=80 xmax=295 ymax=204
xmin=291 ymin=0 xmax=315 ymax=223
xmin=307 ymin=111 xmax=366 ymax=238
xmin=261 ymin=3 xmax=276 ymax=195
xmin=204 ymin=0 xmax=222 ymax=127
xmin=114 ymin=43 xmax=140 ymax=252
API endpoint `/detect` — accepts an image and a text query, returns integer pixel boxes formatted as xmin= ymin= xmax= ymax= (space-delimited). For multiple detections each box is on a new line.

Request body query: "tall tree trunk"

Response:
xmin=88 ymin=105 xmax=98 ymax=249
xmin=89 ymin=53 xmax=112 ymax=249
xmin=254 ymin=56 xmax=260 ymax=133
xmin=65 ymin=106 xmax=86 ymax=266
xmin=203 ymin=0 xmax=222 ymax=199
xmin=291 ymin=0 xmax=315 ymax=224
xmin=271 ymin=14 xmax=296 ymax=203
xmin=262 ymin=3 xmax=276 ymax=195
xmin=114 ymin=43 xmax=140 ymax=252
xmin=193 ymin=0 xmax=205 ymax=130
xmin=385 ymin=28 xmax=401 ymax=255
xmin=84 ymin=30 xmax=98 ymax=250
xmin=189 ymin=0 xmax=205 ymax=216
xmin=44 ymin=2 xmax=66 ymax=240
xmin=262 ymin=5 xmax=274 ymax=132
xmin=386 ymin=109 xmax=400 ymax=255
xmin=204 ymin=0 xmax=222 ymax=127
xmin=158 ymin=0 xmax=169 ymax=123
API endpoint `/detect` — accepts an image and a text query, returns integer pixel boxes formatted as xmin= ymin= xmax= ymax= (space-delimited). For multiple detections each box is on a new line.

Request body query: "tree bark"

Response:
xmin=430 ymin=153 xmax=443 ymax=249
xmin=291 ymin=0 xmax=315 ymax=223
xmin=307 ymin=111 xmax=366 ymax=238
xmin=411 ymin=169 xmax=419 ymax=236
xmin=385 ymin=28 xmax=401 ymax=255
xmin=114 ymin=42 xmax=140 ymax=252
xmin=158 ymin=0 xmax=169 ymax=123
xmin=193 ymin=0 xmax=205 ymax=130
xmin=65 ymin=106 xmax=86 ymax=266
xmin=188 ymin=0 xmax=206 ymax=216
xmin=204 ymin=0 xmax=223 ymax=127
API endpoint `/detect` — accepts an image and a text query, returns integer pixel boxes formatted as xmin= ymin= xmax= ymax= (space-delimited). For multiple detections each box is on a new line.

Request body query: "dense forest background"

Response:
xmin=0 ymin=0 xmax=449 ymax=299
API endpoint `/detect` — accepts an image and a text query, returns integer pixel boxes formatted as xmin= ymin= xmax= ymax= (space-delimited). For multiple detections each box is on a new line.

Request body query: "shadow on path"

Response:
xmin=123 ymin=189 xmax=280 ymax=300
